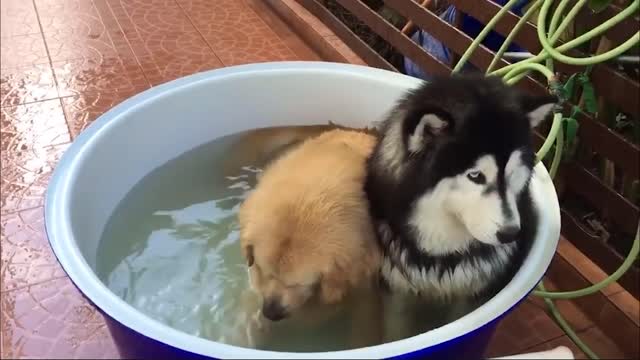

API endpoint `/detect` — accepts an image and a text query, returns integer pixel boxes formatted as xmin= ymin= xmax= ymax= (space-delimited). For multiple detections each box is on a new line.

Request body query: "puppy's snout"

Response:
xmin=497 ymin=225 xmax=520 ymax=243
xmin=262 ymin=298 xmax=287 ymax=321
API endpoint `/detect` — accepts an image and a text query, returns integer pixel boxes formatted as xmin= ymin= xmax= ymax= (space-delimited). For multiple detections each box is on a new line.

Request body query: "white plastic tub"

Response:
xmin=45 ymin=62 xmax=561 ymax=359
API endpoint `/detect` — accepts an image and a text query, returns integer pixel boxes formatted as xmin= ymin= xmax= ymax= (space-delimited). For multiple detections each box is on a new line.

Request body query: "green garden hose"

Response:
xmin=486 ymin=0 xmax=543 ymax=74
xmin=453 ymin=0 xmax=522 ymax=73
xmin=537 ymin=282 xmax=601 ymax=360
xmin=548 ymin=0 xmax=573 ymax=37
xmin=548 ymin=111 xmax=564 ymax=180
xmin=537 ymin=0 xmax=640 ymax=66
xmin=452 ymin=0 xmax=640 ymax=358
xmin=490 ymin=0 xmax=639 ymax=83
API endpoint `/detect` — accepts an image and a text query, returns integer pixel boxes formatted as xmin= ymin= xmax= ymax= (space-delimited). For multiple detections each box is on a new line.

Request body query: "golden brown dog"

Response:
xmin=222 ymin=123 xmax=377 ymax=177
xmin=237 ymin=128 xmax=383 ymax=348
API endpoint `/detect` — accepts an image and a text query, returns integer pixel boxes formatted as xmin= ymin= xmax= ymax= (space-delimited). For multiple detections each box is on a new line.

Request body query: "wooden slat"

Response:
xmin=589 ymin=66 xmax=640 ymax=118
xmin=335 ymin=0 xmax=452 ymax=77
xmin=556 ymin=238 xmax=625 ymax=296
xmin=564 ymin=164 xmax=639 ymax=234
xmin=570 ymin=107 xmax=640 ymax=178
xmin=451 ymin=0 xmax=640 ymax=116
xmin=301 ymin=0 xmax=549 ymax=97
xmin=580 ymin=2 xmax=640 ymax=47
xmin=386 ymin=0 xmax=553 ymax=100
xmin=485 ymin=299 xmax=566 ymax=357
xmin=544 ymin=254 xmax=640 ymax=355
xmin=608 ymin=290 xmax=640 ymax=327
xmin=297 ymin=0 xmax=396 ymax=71
xmin=385 ymin=0 xmax=510 ymax=70
xmin=560 ymin=208 xmax=639 ymax=298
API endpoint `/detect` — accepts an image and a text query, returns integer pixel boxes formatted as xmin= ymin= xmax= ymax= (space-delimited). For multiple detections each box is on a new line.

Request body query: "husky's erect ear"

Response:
xmin=403 ymin=111 xmax=451 ymax=153
xmin=518 ymin=93 xmax=558 ymax=128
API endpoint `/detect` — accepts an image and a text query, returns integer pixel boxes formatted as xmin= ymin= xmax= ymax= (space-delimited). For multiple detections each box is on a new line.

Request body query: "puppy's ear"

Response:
xmin=404 ymin=111 xmax=450 ymax=153
xmin=518 ymin=93 xmax=558 ymax=128
xmin=244 ymin=245 xmax=254 ymax=267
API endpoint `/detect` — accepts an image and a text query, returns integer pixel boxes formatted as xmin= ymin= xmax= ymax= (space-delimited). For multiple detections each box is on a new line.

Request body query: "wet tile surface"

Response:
xmin=177 ymin=0 xmax=298 ymax=65
xmin=1 ymin=100 xmax=71 ymax=214
xmin=1 ymin=276 xmax=120 ymax=359
xmin=0 ymin=0 xmax=40 ymax=38
xmin=61 ymin=91 xmax=139 ymax=137
xmin=138 ymin=53 xmax=223 ymax=86
xmin=53 ymin=57 xmax=149 ymax=97
xmin=1 ymin=64 xmax=59 ymax=107
xmin=1 ymin=207 xmax=67 ymax=292
xmin=45 ymin=30 xmax=129 ymax=63
xmin=0 ymin=34 xmax=50 ymax=69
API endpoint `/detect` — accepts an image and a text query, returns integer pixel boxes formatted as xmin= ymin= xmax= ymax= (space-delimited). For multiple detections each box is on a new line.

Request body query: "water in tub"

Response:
xmin=97 ymin=125 xmax=480 ymax=352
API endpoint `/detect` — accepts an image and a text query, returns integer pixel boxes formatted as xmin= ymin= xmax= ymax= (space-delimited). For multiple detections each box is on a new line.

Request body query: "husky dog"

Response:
xmin=365 ymin=75 xmax=557 ymax=300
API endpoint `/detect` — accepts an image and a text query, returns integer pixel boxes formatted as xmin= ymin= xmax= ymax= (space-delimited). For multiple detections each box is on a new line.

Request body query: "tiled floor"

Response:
xmin=1 ymin=0 xmax=638 ymax=359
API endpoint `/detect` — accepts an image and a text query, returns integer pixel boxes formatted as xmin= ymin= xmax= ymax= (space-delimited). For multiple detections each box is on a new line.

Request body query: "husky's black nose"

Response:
xmin=497 ymin=226 xmax=520 ymax=243
xmin=262 ymin=299 xmax=287 ymax=321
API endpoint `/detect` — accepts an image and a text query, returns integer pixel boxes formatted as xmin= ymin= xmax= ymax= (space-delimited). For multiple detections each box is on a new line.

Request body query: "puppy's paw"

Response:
xmin=246 ymin=311 xmax=269 ymax=348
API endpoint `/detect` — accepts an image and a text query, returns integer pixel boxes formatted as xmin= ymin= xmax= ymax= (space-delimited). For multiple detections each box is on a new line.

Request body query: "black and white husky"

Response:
xmin=365 ymin=75 xmax=557 ymax=300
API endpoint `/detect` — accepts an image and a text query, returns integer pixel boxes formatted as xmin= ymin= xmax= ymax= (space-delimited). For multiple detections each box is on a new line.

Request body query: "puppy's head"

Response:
xmin=238 ymin=196 xmax=366 ymax=321
xmin=371 ymin=75 xmax=557 ymax=246
xmin=240 ymin=242 xmax=320 ymax=321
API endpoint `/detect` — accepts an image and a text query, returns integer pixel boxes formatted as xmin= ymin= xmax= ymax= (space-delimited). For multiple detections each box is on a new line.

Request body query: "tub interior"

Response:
xmin=68 ymin=70 xmax=421 ymax=268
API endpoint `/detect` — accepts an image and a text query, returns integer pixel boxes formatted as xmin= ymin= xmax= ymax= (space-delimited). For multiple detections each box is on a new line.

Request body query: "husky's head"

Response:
xmin=369 ymin=75 xmax=557 ymax=249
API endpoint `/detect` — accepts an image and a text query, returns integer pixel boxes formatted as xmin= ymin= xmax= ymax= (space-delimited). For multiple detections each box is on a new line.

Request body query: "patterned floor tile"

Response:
xmin=53 ymin=57 xmax=149 ymax=97
xmin=105 ymin=0 xmax=217 ymax=61
xmin=0 ymin=100 xmax=70 ymax=213
xmin=0 ymin=143 xmax=68 ymax=215
xmin=0 ymin=0 xmax=40 ymax=37
xmin=44 ymin=29 xmax=132 ymax=63
xmin=127 ymin=29 xmax=218 ymax=62
xmin=1 ymin=276 xmax=120 ymax=359
xmin=0 ymin=64 xmax=59 ymax=107
xmin=37 ymin=7 xmax=106 ymax=38
xmin=137 ymin=50 xmax=223 ymax=86
xmin=0 ymin=34 xmax=50 ymax=68
xmin=178 ymin=0 xmax=297 ymax=65
xmin=0 ymin=99 xmax=70 ymax=153
xmin=34 ymin=0 xmax=99 ymax=16
xmin=61 ymin=90 xmax=141 ymax=138
xmin=107 ymin=0 xmax=196 ymax=36
xmin=0 ymin=207 xmax=68 ymax=292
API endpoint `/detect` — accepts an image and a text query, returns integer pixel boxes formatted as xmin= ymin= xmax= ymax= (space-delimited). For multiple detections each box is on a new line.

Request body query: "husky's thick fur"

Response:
xmin=365 ymin=75 xmax=557 ymax=299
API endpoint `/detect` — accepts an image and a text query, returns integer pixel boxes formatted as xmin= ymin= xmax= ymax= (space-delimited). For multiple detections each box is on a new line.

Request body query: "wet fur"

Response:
xmin=222 ymin=123 xmax=378 ymax=176
xmin=238 ymin=128 xmax=383 ymax=346
xmin=365 ymin=74 xmax=556 ymax=300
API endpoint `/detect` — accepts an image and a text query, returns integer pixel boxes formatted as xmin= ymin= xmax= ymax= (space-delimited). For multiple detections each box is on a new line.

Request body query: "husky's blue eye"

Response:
xmin=467 ymin=171 xmax=486 ymax=184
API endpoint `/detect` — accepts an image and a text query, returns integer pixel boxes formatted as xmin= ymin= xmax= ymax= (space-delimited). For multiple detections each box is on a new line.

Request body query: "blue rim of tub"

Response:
xmin=44 ymin=61 xmax=561 ymax=359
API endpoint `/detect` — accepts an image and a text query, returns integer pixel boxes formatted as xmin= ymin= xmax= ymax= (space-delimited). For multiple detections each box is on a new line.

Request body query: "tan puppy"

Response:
xmin=222 ymin=123 xmax=376 ymax=177
xmin=237 ymin=128 xmax=382 ymax=348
